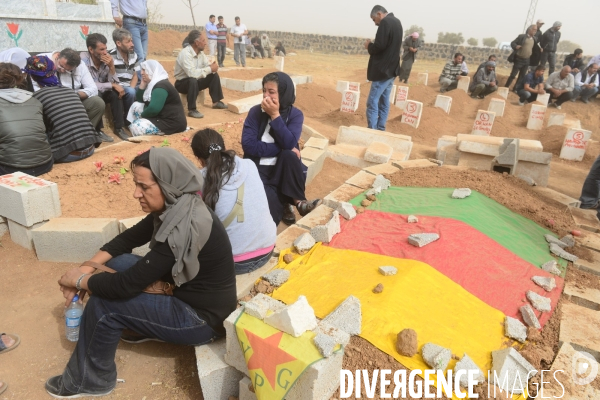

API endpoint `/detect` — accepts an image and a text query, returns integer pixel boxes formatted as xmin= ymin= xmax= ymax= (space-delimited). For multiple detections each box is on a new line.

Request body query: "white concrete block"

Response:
xmin=293 ymin=232 xmax=316 ymax=255
xmin=224 ymin=308 xmax=249 ymax=375
xmin=456 ymin=134 xmax=543 ymax=152
xmin=536 ymin=93 xmax=550 ymax=105
xmin=195 ymin=339 xmax=244 ymax=400
xmin=527 ymin=104 xmax=546 ymax=130
xmin=491 ymin=347 xmax=537 ymax=395
xmin=323 ymin=183 xmax=366 ymax=210
xmin=434 ymin=95 xmax=452 ymax=114
xmin=422 ymin=343 xmax=452 ymax=370
xmin=457 ymin=76 xmax=470 ymax=92
xmin=336 ymin=80 xmax=349 ymax=93
xmin=520 ymin=304 xmax=541 ymax=329
xmin=32 ymin=218 xmax=120 ymax=262
xmin=364 ymin=141 xmax=393 ymax=164
xmin=313 ymin=321 xmax=351 ymax=347
xmin=497 ymin=87 xmax=509 ymax=99
xmin=8 ymin=219 xmax=45 ymax=250
xmin=372 ymin=174 xmax=391 ymax=190
xmin=560 ymin=128 xmax=592 ymax=161
xmin=488 ymin=98 xmax=505 ymax=117
xmin=340 ymin=90 xmax=359 ymax=113
xmin=179 ymin=90 xmax=205 ymax=108
xmin=532 ymin=276 xmax=556 ymax=292
xmin=236 ymin=256 xmax=278 ymax=299
xmin=321 ymin=295 xmax=362 ymax=336
xmin=0 ymin=216 xmax=7 ymax=238
xmin=244 ymin=293 xmax=286 ymax=320
xmin=310 ymin=211 xmax=341 ymax=243
xmin=336 ymin=202 xmax=356 ymax=220
xmin=417 ymin=72 xmax=428 ymax=85
xmin=379 ymin=266 xmax=398 ymax=275
xmin=336 ymin=125 xmax=412 ymax=156
xmin=264 ymin=295 xmax=318 ymax=337
xmin=471 ymin=109 xmax=496 ymax=136
xmin=274 ymin=55 xmax=284 ymax=71
xmin=313 ymin=333 xmax=337 ymax=357
xmin=454 ymin=354 xmax=484 ymax=387
xmin=526 ymin=290 xmax=552 ymax=312
xmin=547 ymin=113 xmax=566 ymax=127
xmin=0 ymin=172 xmax=61 ymax=227
xmin=408 ymin=233 xmax=440 ymax=247
xmin=400 ymin=100 xmax=423 ymax=128
xmin=262 ymin=269 xmax=290 ymax=287
xmin=394 ymin=85 xmax=409 ymax=109
xmin=452 ymin=188 xmax=472 ymax=198
xmin=302 ymin=124 xmax=327 ymax=140
xmin=296 ymin=204 xmax=335 ymax=230
xmin=228 ymin=94 xmax=263 ymax=114
xmin=505 ymin=316 xmax=527 ymax=343
xmin=389 ymin=84 xmax=397 ymax=104
xmin=304 ymin=137 xmax=329 ymax=150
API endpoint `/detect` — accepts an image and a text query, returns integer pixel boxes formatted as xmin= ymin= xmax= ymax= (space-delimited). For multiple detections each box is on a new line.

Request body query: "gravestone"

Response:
xmin=547 ymin=113 xmax=565 ymax=127
xmin=488 ymin=98 xmax=505 ymax=117
xmin=497 ymin=87 xmax=509 ymax=99
xmin=336 ymin=81 xmax=349 ymax=93
xmin=434 ymin=95 xmax=452 ymax=114
xmin=389 ymin=85 xmax=397 ymax=104
xmin=348 ymin=82 xmax=360 ymax=92
xmin=417 ymin=73 xmax=428 ymax=85
xmin=471 ymin=110 xmax=496 ymax=136
xmin=274 ymin=56 xmax=284 ymax=72
xmin=560 ymin=129 xmax=592 ymax=161
xmin=395 ymin=86 xmax=409 ymax=109
xmin=527 ymin=104 xmax=546 ymax=130
xmin=400 ymin=100 xmax=423 ymax=129
xmin=340 ymin=90 xmax=360 ymax=113
xmin=536 ymin=93 xmax=550 ymax=105
xmin=457 ymin=76 xmax=470 ymax=93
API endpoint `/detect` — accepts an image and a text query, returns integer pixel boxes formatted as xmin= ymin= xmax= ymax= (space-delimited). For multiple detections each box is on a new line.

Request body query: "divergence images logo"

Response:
xmin=572 ymin=350 xmax=598 ymax=386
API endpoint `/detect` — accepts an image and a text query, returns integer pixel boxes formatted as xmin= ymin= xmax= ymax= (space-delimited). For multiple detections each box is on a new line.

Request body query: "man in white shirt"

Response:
xmin=230 ymin=17 xmax=248 ymax=67
xmin=572 ymin=63 xmax=599 ymax=103
xmin=174 ymin=30 xmax=227 ymax=118
xmin=545 ymin=65 xmax=574 ymax=109
xmin=205 ymin=15 xmax=218 ymax=56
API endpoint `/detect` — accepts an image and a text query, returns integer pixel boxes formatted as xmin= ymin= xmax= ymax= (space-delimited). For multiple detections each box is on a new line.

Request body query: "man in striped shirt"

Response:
xmin=109 ymin=28 xmax=139 ymax=135
xmin=439 ymin=52 xmax=464 ymax=93
xmin=216 ymin=16 xmax=229 ymax=68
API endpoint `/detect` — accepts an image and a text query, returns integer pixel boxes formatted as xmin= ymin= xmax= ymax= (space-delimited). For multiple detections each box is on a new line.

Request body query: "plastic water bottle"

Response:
xmin=65 ymin=295 xmax=84 ymax=342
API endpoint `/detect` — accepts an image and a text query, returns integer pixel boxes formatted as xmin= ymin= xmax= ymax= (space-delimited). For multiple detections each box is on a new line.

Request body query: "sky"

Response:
xmin=159 ymin=0 xmax=600 ymax=55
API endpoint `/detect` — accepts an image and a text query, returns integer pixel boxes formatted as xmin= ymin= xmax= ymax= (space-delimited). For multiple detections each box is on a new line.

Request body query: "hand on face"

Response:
xmin=261 ymin=96 xmax=279 ymax=118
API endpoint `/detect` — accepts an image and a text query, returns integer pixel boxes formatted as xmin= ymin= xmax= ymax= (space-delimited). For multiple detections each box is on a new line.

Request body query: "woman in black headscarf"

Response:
xmin=242 ymin=72 xmax=321 ymax=226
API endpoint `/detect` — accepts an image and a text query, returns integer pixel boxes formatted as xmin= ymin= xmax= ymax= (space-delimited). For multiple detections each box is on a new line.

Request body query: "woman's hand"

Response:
xmin=261 ymin=96 xmax=280 ymax=119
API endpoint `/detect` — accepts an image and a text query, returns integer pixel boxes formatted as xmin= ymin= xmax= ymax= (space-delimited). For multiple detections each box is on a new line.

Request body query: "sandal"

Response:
xmin=0 ymin=381 xmax=6 ymax=395
xmin=296 ymin=199 xmax=322 ymax=217
xmin=282 ymin=204 xmax=296 ymax=225
xmin=0 ymin=333 xmax=20 ymax=355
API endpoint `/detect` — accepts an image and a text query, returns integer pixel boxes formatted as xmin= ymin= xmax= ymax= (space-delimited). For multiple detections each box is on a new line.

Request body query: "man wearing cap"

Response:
xmin=398 ymin=32 xmax=422 ymax=83
xmin=539 ymin=21 xmax=562 ymax=75
xmin=470 ymin=61 xmax=497 ymax=99
xmin=563 ymin=49 xmax=584 ymax=75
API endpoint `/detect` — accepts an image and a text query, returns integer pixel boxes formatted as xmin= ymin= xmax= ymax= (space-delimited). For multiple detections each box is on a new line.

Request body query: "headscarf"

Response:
xmin=24 ymin=55 xmax=60 ymax=87
xmin=553 ymin=21 xmax=562 ymax=28
xmin=411 ymin=32 xmax=420 ymax=39
xmin=486 ymin=61 xmax=496 ymax=68
xmin=257 ymin=71 xmax=296 ymax=140
xmin=0 ymin=47 xmax=30 ymax=69
xmin=148 ymin=147 xmax=213 ymax=286
xmin=140 ymin=60 xmax=169 ymax=102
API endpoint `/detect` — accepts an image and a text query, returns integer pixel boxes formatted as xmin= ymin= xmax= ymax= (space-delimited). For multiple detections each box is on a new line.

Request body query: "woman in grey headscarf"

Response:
xmin=47 ymin=147 xmax=237 ymax=398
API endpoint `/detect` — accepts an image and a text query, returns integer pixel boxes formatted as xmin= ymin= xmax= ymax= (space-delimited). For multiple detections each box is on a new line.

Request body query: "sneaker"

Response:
xmin=470 ymin=94 xmax=478 ymax=99
xmin=296 ymin=199 xmax=322 ymax=217
xmin=282 ymin=204 xmax=296 ymax=225
xmin=555 ymin=104 xmax=562 ymax=110
xmin=440 ymin=89 xmax=446 ymax=93
xmin=582 ymin=98 xmax=590 ymax=104
xmin=120 ymin=329 xmax=165 ymax=344
xmin=114 ymin=128 xmax=129 ymax=141
xmin=518 ymin=101 xmax=525 ymax=106
xmin=188 ymin=110 xmax=204 ymax=118
xmin=45 ymin=375 xmax=113 ymax=399
xmin=212 ymin=101 xmax=228 ymax=110
xmin=96 ymin=130 xmax=114 ymax=143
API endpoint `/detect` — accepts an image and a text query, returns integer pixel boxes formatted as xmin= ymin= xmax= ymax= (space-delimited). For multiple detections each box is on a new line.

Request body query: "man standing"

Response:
xmin=505 ymin=25 xmax=538 ymax=89
xmin=439 ymin=53 xmax=464 ymax=93
xmin=108 ymin=28 xmax=139 ymax=132
xmin=470 ymin=61 xmax=497 ymax=99
xmin=364 ymin=5 xmax=402 ymax=131
xmin=563 ymin=48 xmax=584 ymax=75
xmin=205 ymin=15 xmax=218 ymax=57
xmin=540 ymin=21 xmax=562 ymax=75
xmin=230 ymin=17 xmax=248 ymax=67
xmin=398 ymin=32 xmax=422 ymax=83
xmin=516 ymin=65 xmax=546 ymax=105
xmin=545 ymin=65 xmax=574 ymax=109
xmin=216 ymin=16 xmax=228 ymax=68
xmin=175 ymin=30 xmax=227 ymax=118
xmin=110 ymin=0 xmax=148 ymax=62
xmin=572 ymin=64 xmax=599 ymax=103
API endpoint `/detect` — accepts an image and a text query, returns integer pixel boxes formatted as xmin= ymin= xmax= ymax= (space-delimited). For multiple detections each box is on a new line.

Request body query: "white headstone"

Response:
xmin=560 ymin=129 xmax=592 ymax=161
xmin=389 ymin=85 xmax=397 ymax=104
xmin=434 ymin=95 xmax=452 ymax=114
xmin=526 ymin=104 xmax=546 ymax=130
xmin=547 ymin=113 xmax=566 ymax=127
xmin=274 ymin=56 xmax=284 ymax=72
xmin=497 ymin=87 xmax=509 ymax=99
xmin=536 ymin=93 xmax=550 ymax=105
xmin=336 ymin=81 xmax=349 ymax=93
xmin=488 ymin=98 xmax=505 ymax=117
xmin=417 ymin=73 xmax=428 ymax=85
xmin=471 ymin=110 xmax=496 ymax=136
xmin=400 ymin=100 xmax=423 ymax=129
xmin=395 ymin=86 xmax=409 ymax=109
xmin=457 ymin=76 xmax=470 ymax=93
xmin=348 ymin=82 xmax=361 ymax=92
xmin=340 ymin=90 xmax=360 ymax=113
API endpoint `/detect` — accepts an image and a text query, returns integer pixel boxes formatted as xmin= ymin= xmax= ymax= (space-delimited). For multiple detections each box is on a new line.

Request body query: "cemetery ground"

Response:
xmin=2 ymin=30 xmax=600 ymax=399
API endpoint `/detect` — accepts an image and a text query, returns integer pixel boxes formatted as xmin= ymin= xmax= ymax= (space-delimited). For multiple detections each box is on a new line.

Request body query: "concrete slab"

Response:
xmin=457 ymin=152 xmax=494 ymax=170
xmin=222 ymin=78 xmax=262 ymax=92
xmin=362 ymin=163 xmax=400 ymax=176
xmin=457 ymin=76 xmax=470 ymax=92
xmin=340 ymin=90 xmax=360 ymax=113
xmin=434 ymin=95 xmax=452 ymax=114
xmin=564 ymin=282 xmax=600 ymax=311
xmin=337 ymin=125 xmax=412 ymax=150
xmin=304 ymin=137 xmax=329 ymax=150
xmin=497 ymin=87 xmax=509 ymax=99
xmin=456 ymin=134 xmax=543 ymax=152
xmin=300 ymin=146 xmax=325 ymax=163
xmin=545 ymin=342 xmax=600 ymax=399
xmin=364 ymin=142 xmax=393 ymax=164
xmin=573 ymin=253 xmax=600 ymax=277
xmin=296 ymin=204 xmax=335 ymax=230
xmin=294 ymin=232 xmax=316 ymax=255
xmin=547 ymin=113 xmax=566 ymax=127
xmin=179 ymin=91 xmax=205 ymax=109
xmin=531 ymin=186 xmax=581 ymax=207
xmin=518 ymin=149 xmax=552 ymax=164
xmin=392 ymin=159 xmax=439 ymax=169
xmin=569 ymin=207 xmax=600 ymax=233
xmin=417 ymin=73 xmax=428 ymax=85
xmin=119 ymin=216 xmax=150 ymax=256
xmin=302 ymin=124 xmax=327 ymax=140
xmin=345 ymin=170 xmax=377 ymax=190
xmin=400 ymin=100 xmax=423 ymax=128
xmin=438 ymin=144 xmax=461 ymax=166
xmin=536 ymin=93 xmax=550 ymax=105
xmin=560 ymin=129 xmax=592 ymax=162
xmin=328 ymin=143 xmax=411 ymax=169
xmin=228 ymin=94 xmax=263 ymax=114
xmin=274 ymin=225 xmax=309 ymax=256
xmin=488 ymin=98 xmax=505 ymax=117
xmin=514 ymin=161 xmax=550 ymax=187
xmin=491 ymin=347 xmax=537 ymax=395
xmin=394 ymin=85 xmax=409 ymax=109
xmin=559 ymin=302 xmax=600 ymax=361
xmin=458 ymin=140 xmax=500 ymax=157
xmin=7 ymin=219 xmax=45 ymax=250
xmin=301 ymin=147 xmax=327 ymax=186
xmin=526 ymin=104 xmax=547 ymax=130
xmin=471 ymin=110 xmax=496 ymax=136
xmin=195 ymin=339 xmax=244 ymax=400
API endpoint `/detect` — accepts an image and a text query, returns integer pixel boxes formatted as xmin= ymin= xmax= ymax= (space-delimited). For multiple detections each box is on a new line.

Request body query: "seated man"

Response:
xmin=274 ymin=42 xmax=286 ymax=57
xmin=572 ymin=63 xmax=599 ymax=103
xmin=439 ymin=52 xmax=464 ymax=93
xmin=470 ymin=61 xmax=497 ymax=99
xmin=563 ymin=48 xmax=584 ymax=75
xmin=545 ymin=65 xmax=574 ymax=109
xmin=81 ymin=33 xmax=132 ymax=141
xmin=477 ymin=55 xmax=497 ymax=73
xmin=36 ymin=48 xmax=112 ymax=142
xmin=245 ymin=35 xmax=257 ymax=59
xmin=460 ymin=58 xmax=469 ymax=76
xmin=109 ymin=28 xmax=140 ymax=125
xmin=516 ymin=65 xmax=546 ymax=105
xmin=174 ymin=30 xmax=227 ymax=119
xmin=251 ymin=35 xmax=265 ymax=59
xmin=261 ymin=33 xmax=272 ymax=58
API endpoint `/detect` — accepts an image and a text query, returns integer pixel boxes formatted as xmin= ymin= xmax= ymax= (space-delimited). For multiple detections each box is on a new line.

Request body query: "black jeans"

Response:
xmin=580 ymin=155 xmax=600 ymax=216
xmin=550 ymin=90 xmax=574 ymax=106
xmin=217 ymin=43 xmax=226 ymax=66
xmin=505 ymin=57 xmax=529 ymax=89
xmin=175 ymin=73 xmax=224 ymax=110
xmin=0 ymin=158 xmax=54 ymax=176
xmin=100 ymin=89 xmax=136 ymax=129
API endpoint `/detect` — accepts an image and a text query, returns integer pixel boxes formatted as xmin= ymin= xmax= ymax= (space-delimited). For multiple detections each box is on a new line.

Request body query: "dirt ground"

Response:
xmin=2 ymin=29 xmax=600 ymax=399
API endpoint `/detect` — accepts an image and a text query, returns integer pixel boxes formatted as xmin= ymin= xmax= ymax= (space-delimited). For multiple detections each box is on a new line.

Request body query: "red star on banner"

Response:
xmin=245 ymin=329 xmax=297 ymax=390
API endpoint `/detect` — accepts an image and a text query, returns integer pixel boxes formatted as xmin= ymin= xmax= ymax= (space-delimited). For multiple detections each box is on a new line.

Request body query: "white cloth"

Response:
xmin=127 ymin=102 xmax=161 ymax=136
xmin=259 ymin=121 xmax=277 ymax=166
xmin=140 ymin=60 xmax=168 ymax=102
xmin=230 ymin=23 xmax=248 ymax=43
xmin=0 ymin=47 xmax=30 ymax=69
xmin=33 ymin=52 xmax=98 ymax=98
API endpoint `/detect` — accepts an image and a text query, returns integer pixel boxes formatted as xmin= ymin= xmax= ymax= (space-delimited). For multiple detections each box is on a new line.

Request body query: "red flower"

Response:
xmin=6 ymin=23 xmax=19 ymax=36
xmin=108 ymin=173 xmax=121 ymax=184
xmin=80 ymin=25 xmax=89 ymax=35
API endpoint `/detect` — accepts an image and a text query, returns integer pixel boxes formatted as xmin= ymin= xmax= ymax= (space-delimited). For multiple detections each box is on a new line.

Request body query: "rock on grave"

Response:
xmin=491 ymin=347 xmax=537 ymax=395
xmin=519 ymin=304 xmax=541 ymax=329
xmin=531 ymin=276 xmax=556 ymax=292
xmin=434 ymin=95 xmax=452 ymax=114
xmin=549 ymin=243 xmax=578 ymax=262
xmin=547 ymin=113 xmax=565 ymax=127
xmin=497 ymin=87 xmax=509 ymax=99
xmin=526 ymin=104 xmax=547 ymax=130
xmin=407 ymin=215 xmax=418 ymax=223
xmin=471 ymin=110 xmax=496 ymax=136
xmin=395 ymin=85 xmax=409 ymax=109
xmin=262 ymin=269 xmax=291 ymax=287
xmin=505 ymin=316 xmax=527 ymax=343
xmin=244 ymin=293 xmax=286 ymax=320
xmin=457 ymin=76 xmax=470 ymax=92
xmin=422 ymin=343 xmax=452 ymax=370
xmin=541 ymin=260 xmax=561 ymax=275
xmin=417 ymin=73 xmax=428 ymax=85
xmin=294 ymin=232 xmax=316 ymax=255
xmin=560 ymin=129 xmax=592 ymax=162
xmin=452 ymin=188 xmax=472 ymax=199
xmin=372 ymin=283 xmax=384 ymax=293
xmin=310 ymin=210 xmax=341 ymax=243
xmin=379 ymin=266 xmax=398 ymax=276
xmin=454 ymin=354 xmax=485 ymax=387
xmin=488 ymin=98 xmax=505 ymax=117
xmin=396 ymin=329 xmax=418 ymax=357
xmin=560 ymin=234 xmax=575 ymax=248
xmin=366 ymin=186 xmax=382 ymax=196
xmin=544 ymin=234 xmax=568 ymax=248
xmin=526 ymin=290 xmax=552 ymax=312
xmin=336 ymin=202 xmax=356 ymax=220
xmin=313 ymin=333 xmax=337 ymax=358
xmin=340 ymin=90 xmax=360 ymax=113
xmin=400 ymin=100 xmax=423 ymax=128
xmin=264 ymin=295 xmax=318 ymax=337
xmin=408 ymin=233 xmax=440 ymax=247
xmin=372 ymin=174 xmax=391 ymax=191
xmin=321 ymin=295 xmax=362 ymax=336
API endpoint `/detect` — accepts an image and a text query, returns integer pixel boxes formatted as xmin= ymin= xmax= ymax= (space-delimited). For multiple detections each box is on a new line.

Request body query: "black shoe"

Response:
xmin=96 ymin=130 xmax=114 ymax=143
xmin=296 ymin=199 xmax=322 ymax=217
xmin=188 ymin=110 xmax=204 ymax=118
xmin=45 ymin=375 xmax=113 ymax=398
xmin=114 ymin=128 xmax=129 ymax=141
xmin=282 ymin=204 xmax=296 ymax=225
xmin=212 ymin=101 xmax=228 ymax=110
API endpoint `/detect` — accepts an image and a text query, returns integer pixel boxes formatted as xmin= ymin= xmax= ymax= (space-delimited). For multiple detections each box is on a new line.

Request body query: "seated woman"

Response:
xmin=128 ymin=60 xmax=187 ymax=136
xmin=25 ymin=56 xmax=102 ymax=163
xmin=274 ymin=42 xmax=286 ymax=56
xmin=242 ymin=72 xmax=321 ymax=225
xmin=191 ymin=128 xmax=276 ymax=274
xmin=0 ymin=62 xmax=54 ymax=176
xmin=47 ymin=147 xmax=237 ymax=398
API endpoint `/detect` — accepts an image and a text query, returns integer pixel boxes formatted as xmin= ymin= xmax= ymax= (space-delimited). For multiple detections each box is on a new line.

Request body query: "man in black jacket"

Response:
xmin=563 ymin=49 xmax=584 ymax=75
xmin=505 ymin=25 xmax=538 ymax=90
xmin=540 ymin=21 xmax=562 ymax=75
xmin=364 ymin=5 xmax=402 ymax=131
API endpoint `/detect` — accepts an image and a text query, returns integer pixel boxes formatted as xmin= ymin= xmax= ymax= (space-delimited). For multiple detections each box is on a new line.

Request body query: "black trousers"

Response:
xmin=550 ymin=91 xmax=574 ymax=106
xmin=217 ymin=43 xmax=226 ymax=66
xmin=175 ymin=73 xmax=223 ymax=110
xmin=505 ymin=57 xmax=529 ymax=89
xmin=258 ymin=150 xmax=307 ymax=225
xmin=100 ymin=89 xmax=125 ymax=129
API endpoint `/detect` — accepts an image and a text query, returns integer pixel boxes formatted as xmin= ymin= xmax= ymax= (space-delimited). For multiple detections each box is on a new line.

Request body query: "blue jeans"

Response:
xmin=234 ymin=249 xmax=274 ymax=275
xmin=123 ymin=18 xmax=148 ymax=61
xmin=366 ymin=77 xmax=395 ymax=131
xmin=580 ymin=155 xmax=600 ymax=216
xmin=55 ymin=145 xmax=95 ymax=163
xmin=573 ymin=85 xmax=599 ymax=102
xmin=60 ymin=254 xmax=219 ymax=394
